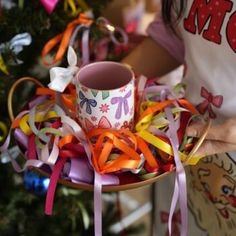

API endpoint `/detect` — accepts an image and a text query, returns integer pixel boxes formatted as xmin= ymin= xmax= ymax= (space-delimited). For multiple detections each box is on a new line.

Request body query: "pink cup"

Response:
xmin=76 ymin=61 xmax=135 ymax=132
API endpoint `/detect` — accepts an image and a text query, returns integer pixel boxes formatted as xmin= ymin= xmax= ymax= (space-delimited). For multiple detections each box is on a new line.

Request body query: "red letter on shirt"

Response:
xmin=184 ymin=0 xmax=233 ymax=44
xmin=226 ymin=11 xmax=236 ymax=52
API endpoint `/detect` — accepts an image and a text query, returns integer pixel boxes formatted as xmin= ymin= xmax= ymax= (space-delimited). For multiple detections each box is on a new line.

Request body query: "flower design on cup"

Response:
xmin=79 ymin=91 xmax=97 ymax=115
xmin=111 ymin=90 xmax=131 ymax=119
xmin=99 ymin=103 xmax=110 ymax=113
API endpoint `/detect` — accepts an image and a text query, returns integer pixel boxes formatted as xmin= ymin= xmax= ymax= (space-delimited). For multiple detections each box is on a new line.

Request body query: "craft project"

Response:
xmin=1 ymin=47 xmax=211 ymax=236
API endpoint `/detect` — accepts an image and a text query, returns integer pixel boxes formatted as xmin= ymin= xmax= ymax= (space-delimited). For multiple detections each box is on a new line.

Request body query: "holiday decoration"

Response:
xmin=24 ymin=170 xmax=49 ymax=195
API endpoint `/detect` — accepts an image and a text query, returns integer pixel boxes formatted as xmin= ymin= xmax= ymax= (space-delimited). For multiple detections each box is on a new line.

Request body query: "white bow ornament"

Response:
xmin=48 ymin=46 xmax=79 ymax=92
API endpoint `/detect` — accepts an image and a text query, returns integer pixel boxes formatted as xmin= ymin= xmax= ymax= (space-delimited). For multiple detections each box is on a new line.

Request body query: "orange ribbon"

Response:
xmin=36 ymin=85 xmax=76 ymax=112
xmin=138 ymin=99 xmax=175 ymax=122
xmin=87 ymin=128 xmax=141 ymax=174
xmin=41 ymin=13 xmax=93 ymax=65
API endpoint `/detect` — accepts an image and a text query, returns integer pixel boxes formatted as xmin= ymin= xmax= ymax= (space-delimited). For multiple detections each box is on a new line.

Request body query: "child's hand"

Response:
xmin=186 ymin=118 xmax=236 ymax=156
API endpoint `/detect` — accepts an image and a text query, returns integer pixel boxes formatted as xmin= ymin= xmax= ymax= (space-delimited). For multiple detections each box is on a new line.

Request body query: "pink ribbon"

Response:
xmin=196 ymin=86 xmax=223 ymax=119
xmin=40 ymin=0 xmax=59 ymax=14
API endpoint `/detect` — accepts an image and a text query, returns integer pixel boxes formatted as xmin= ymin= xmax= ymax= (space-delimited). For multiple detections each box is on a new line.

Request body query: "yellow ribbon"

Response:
xmin=0 ymin=121 xmax=8 ymax=142
xmin=0 ymin=54 xmax=9 ymax=75
xmin=19 ymin=111 xmax=59 ymax=135
xmin=136 ymin=100 xmax=205 ymax=165
xmin=64 ymin=0 xmax=90 ymax=16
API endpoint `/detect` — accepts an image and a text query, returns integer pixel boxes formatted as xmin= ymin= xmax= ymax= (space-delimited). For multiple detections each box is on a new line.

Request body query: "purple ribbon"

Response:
xmin=111 ymin=90 xmax=132 ymax=119
xmin=159 ymin=89 xmax=187 ymax=236
xmin=40 ymin=0 xmax=59 ymax=14
xmin=94 ymin=171 xmax=102 ymax=236
xmin=69 ymin=25 xmax=90 ymax=66
xmin=14 ymin=128 xmax=28 ymax=149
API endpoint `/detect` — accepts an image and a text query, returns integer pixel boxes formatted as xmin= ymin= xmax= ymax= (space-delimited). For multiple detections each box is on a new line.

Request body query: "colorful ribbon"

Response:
xmin=136 ymin=85 xmax=204 ymax=236
xmin=2 ymin=66 xmax=209 ymax=236
xmin=41 ymin=13 xmax=93 ymax=65
xmin=96 ymin=17 xmax=128 ymax=46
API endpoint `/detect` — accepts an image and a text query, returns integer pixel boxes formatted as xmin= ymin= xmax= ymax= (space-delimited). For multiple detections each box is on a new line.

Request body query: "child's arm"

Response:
xmin=122 ymin=15 xmax=185 ymax=78
xmin=122 ymin=36 xmax=181 ymax=78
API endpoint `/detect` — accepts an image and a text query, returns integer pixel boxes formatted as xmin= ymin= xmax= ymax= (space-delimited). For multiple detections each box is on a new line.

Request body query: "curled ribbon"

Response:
xmin=97 ymin=17 xmax=128 ymax=46
xmin=3 ymin=71 xmax=209 ymax=236
xmin=41 ymin=13 xmax=93 ymax=65
xmin=87 ymin=128 xmax=142 ymax=174
xmin=49 ymin=46 xmax=79 ymax=92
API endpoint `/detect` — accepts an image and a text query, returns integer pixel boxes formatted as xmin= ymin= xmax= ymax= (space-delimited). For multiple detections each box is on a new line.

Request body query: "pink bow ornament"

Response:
xmin=196 ymin=87 xmax=223 ymax=119
xmin=40 ymin=0 xmax=59 ymax=14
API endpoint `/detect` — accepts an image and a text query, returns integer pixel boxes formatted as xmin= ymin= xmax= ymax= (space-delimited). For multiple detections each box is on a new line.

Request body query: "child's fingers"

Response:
xmin=186 ymin=118 xmax=236 ymax=144
xmin=193 ymin=140 xmax=236 ymax=157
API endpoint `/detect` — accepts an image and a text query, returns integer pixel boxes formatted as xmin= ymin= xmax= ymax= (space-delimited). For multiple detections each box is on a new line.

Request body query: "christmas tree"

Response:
xmin=0 ymin=1 xmax=143 ymax=235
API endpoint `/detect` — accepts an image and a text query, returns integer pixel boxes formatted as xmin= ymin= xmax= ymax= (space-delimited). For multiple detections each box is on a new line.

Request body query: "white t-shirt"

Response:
xmin=147 ymin=1 xmax=236 ymax=235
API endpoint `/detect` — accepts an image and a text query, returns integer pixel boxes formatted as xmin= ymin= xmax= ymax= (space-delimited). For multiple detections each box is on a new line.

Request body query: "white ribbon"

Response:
xmin=9 ymin=33 xmax=32 ymax=54
xmin=0 ymin=32 xmax=32 ymax=64
xmin=1 ymin=0 xmax=16 ymax=10
xmin=49 ymin=46 xmax=79 ymax=92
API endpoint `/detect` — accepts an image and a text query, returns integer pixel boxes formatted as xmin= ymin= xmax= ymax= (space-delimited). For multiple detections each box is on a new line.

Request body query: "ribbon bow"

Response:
xmin=79 ymin=91 xmax=97 ymax=115
xmin=0 ymin=32 xmax=32 ymax=64
xmin=40 ymin=0 xmax=59 ymax=14
xmin=160 ymin=210 xmax=181 ymax=236
xmin=196 ymin=86 xmax=223 ymax=119
xmin=49 ymin=46 xmax=79 ymax=92
xmin=111 ymin=90 xmax=132 ymax=119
